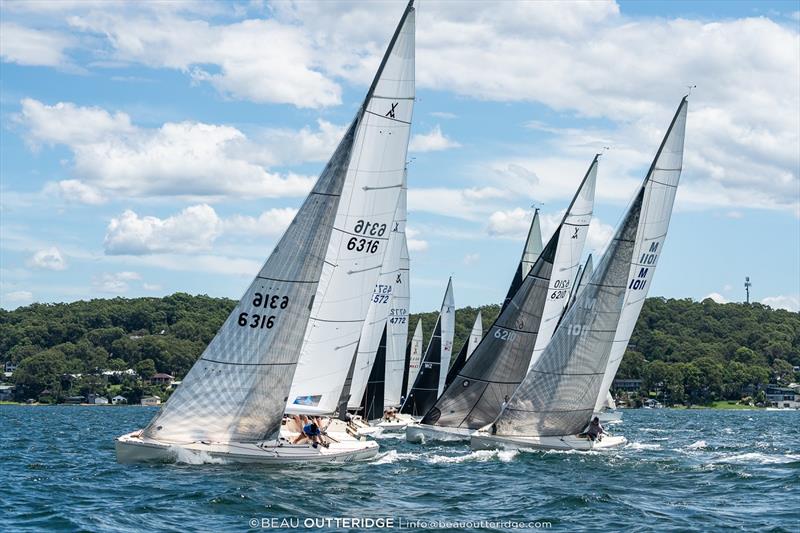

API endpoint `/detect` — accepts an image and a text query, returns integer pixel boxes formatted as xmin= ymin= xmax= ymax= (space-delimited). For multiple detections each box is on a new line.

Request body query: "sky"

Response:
xmin=0 ymin=0 xmax=798 ymax=314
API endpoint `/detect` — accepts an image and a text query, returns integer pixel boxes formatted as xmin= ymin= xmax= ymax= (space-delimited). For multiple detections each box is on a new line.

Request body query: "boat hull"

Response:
xmin=371 ymin=413 xmax=415 ymax=432
xmin=115 ymin=431 xmax=379 ymax=464
xmin=596 ymin=410 xmax=623 ymax=423
xmin=470 ymin=432 xmax=627 ymax=452
xmin=405 ymin=423 xmax=473 ymax=444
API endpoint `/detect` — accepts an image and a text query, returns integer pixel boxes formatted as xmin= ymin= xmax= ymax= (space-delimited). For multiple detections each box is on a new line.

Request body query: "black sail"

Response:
xmin=362 ymin=325 xmax=388 ymax=421
xmin=401 ymin=317 xmax=442 ymax=417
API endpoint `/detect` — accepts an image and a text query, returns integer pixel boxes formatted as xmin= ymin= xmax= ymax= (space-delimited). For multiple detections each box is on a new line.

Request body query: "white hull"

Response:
xmin=115 ymin=430 xmax=378 ymax=464
xmin=470 ymin=432 xmax=627 ymax=452
xmin=371 ymin=412 xmax=415 ymax=432
xmin=405 ymin=423 xmax=474 ymax=444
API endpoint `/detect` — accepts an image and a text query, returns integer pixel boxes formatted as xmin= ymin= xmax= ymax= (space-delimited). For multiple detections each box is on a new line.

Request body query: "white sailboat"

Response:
xmin=472 ymin=97 xmax=688 ymax=452
xmin=406 ymin=159 xmax=597 ymax=444
xmin=593 ymin=99 xmax=688 ymax=421
xmin=116 ymin=1 xmax=418 ymax=464
xmin=285 ymin=1 xmax=416 ymax=417
xmin=403 ymin=319 xmax=424 ymax=396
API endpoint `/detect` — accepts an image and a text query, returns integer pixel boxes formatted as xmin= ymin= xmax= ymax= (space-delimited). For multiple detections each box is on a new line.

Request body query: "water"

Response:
xmin=1 ymin=406 xmax=798 ymax=532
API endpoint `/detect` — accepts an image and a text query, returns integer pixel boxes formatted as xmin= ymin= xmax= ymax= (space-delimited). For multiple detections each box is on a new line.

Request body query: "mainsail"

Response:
xmin=419 ymin=159 xmax=597 ymax=430
xmin=567 ymin=254 xmax=593 ymax=309
xmin=402 ymin=318 xmax=424 ymax=397
xmin=401 ymin=278 xmax=454 ymax=416
xmin=502 ymin=209 xmax=543 ymax=311
xmin=286 ymin=2 xmax=416 ymax=415
xmin=385 ymin=211 xmax=410 ymax=407
xmin=494 ymin=98 xmax=688 ymax=438
xmin=141 ymin=121 xmax=358 ymax=444
xmin=593 ymin=97 xmax=688 ymax=413
xmin=444 ymin=311 xmax=483 ymax=387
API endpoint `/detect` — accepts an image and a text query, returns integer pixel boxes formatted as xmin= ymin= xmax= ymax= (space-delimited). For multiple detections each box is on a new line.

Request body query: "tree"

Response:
xmin=13 ymin=350 xmax=67 ymax=400
xmin=135 ymin=359 xmax=157 ymax=380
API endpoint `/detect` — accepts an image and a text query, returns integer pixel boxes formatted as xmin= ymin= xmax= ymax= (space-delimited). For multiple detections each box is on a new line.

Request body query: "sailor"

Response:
xmin=291 ymin=415 xmax=326 ymax=447
xmin=586 ymin=417 xmax=605 ymax=441
xmin=501 ymin=395 xmax=510 ymax=411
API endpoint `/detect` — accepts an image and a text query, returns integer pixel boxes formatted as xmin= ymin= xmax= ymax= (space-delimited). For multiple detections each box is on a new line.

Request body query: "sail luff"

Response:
xmin=501 ymin=209 xmax=544 ymax=311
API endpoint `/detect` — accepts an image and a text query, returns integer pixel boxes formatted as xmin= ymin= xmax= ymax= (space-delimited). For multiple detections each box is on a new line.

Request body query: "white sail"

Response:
xmin=593 ymin=98 xmax=688 ymax=413
xmin=141 ymin=120 xmax=358 ymax=444
xmin=502 ymin=209 xmax=544 ymax=310
xmin=405 ymin=318 xmax=423 ymax=396
xmin=348 ymin=187 xmax=406 ymax=409
xmin=384 ymin=183 xmax=410 ymax=407
xmin=438 ymin=278 xmax=456 ymax=396
xmin=527 ymin=157 xmax=597 ymax=372
xmin=286 ymin=5 xmax=416 ymax=415
xmin=466 ymin=310 xmax=482 ymax=361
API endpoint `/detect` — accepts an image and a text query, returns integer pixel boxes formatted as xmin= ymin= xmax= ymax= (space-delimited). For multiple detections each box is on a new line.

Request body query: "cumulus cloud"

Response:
xmin=487 ymin=207 xmax=614 ymax=253
xmin=2 ymin=290 xmax=34 ymax=303
xmin=463 ymin=253 xmax=480 ymax=265
xmin=761 ymin=295 xmax=800 ymax=312
xmin=409 ymin=125 xmax=461 ymax=152
xmin=17 ymin=98 xmax=316 ymax=201
xmin=223 ymin=208 xmax=299 ymax=237
xmin=45 ymin=179 xmax=106 ymax=205
xmin=92 ymin=271 xmax=140 ymax=293
xmin=104 ymin=204 xmax=222 ymax=255
xmin=704 ymin=292 xmax=728 ymax=304
xmin=28 ymin=246 xmax=67 ymax=270
xmin=0 ymin=23 xmax=73 ymax=67
xmin=405 ymin=227 xmax=429 ymax=252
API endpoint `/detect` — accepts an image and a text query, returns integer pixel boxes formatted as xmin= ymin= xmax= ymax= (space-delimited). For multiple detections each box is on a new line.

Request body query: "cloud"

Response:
xmin=487 ymin=208 xmax=533 ymax=237
xmin=409 ymin=125 xmax=461 ymax=152
xmin=104 ymin=204 xmax=222 ymax=255
xmin=92 ymin=271 xmax=140 ymax=293
xmin=463 ymin=253 xmax=480 ymax=265
xmin=17 ymin=98 xmax=316 ymax=200
xmin=2 ymin=290 xmax=34 ymax=303
xmin=223 ymin=208 xmax=299 ymax=237
xmin=405 ymin=227 xmax=429 ymax=252
xmin=28 ymin=246 xmax=67 ymax=270
xmin=761 ymin=295 xmax=800 ymax=312
xmin=0 ymin=23 xmax=73 ymax=67
xmin=430 ymin=111 xmax=457 ymax=119
xmin=704 ymin=292 xmax=728 ymax=304
xmin=142 ymin=283 xmax=162 ymax=291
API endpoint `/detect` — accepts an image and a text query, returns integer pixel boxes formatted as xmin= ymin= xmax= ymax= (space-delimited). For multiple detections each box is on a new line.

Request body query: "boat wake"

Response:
xmin=371 ymin=450 xmax=420 ymax=465
xmin=428 ymin=449 xmax=518 ymax=464
xmin=174 ymin=448 xmax=229 ymax=465
xmin=626 ymin=442 xmax=661 ymax=451
xmin=709 ymin=452 xmax=800 ymax=466
xmin=686 ymin=440 xmax=707 ymax=450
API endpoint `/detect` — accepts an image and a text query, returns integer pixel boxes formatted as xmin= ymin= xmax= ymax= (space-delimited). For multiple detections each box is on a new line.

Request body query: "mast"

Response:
xmin=286 ymin=1 xmax=416 ymax=415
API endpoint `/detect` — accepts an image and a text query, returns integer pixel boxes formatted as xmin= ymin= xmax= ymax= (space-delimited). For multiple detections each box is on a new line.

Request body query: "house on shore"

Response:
xmin=141 ymin=396 xmax=161 ymax=406
xmin=150 ymin=373 xmax=174 ymax=386
xmin=0 ymin=384 xmax=15 ymax=401
xmin=112 ymin=395 xmax=128 ymax=405
xmin=765 ymin=385 xmax=800 ymax=409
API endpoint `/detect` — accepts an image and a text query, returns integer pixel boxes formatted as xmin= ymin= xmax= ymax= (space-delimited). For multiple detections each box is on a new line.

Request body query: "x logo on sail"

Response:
xmin=386 ymin=102 xmax=398 ymax=119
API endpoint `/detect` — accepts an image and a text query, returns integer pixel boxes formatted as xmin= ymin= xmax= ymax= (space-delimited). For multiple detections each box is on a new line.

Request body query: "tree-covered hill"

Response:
xmin=1 ymin=294 xmax=797 ymax=404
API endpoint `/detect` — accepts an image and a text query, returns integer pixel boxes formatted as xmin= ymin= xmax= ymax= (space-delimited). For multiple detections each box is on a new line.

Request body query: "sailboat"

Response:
xmin=401 ymin=319 xmax=424 ymax=396
xmin=116 ymin=1 xmax=417 ymax=464
xmin=400 ymin=278 xmax=455 ymax=418
xmin=406 ymin=159 xmax=596 ymax=443
xmin=502 ymin=208 xmax=543 ymax=311
xmin=285 ymin=1 xmax=416 ymax=418
xmin=472 ymin=97 xmax=688 ymax=452
xmin=593 ymin=100 xmax=688 ymax=423
xmin=444 ymin=311 xmax=483 ymax=388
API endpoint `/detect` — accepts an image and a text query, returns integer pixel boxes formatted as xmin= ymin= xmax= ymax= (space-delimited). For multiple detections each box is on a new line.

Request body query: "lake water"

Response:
xmin=1 ymin=406 xmax=798 ymax=532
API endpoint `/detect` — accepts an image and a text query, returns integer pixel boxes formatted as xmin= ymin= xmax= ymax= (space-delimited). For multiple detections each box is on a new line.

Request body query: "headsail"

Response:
xmin=444 ymin=311 xmax=483 ymax=387
xmin=420 ymin=159 xmax=597 ymax=430
xmin=401 ymin=278 xmax=454 ymax=416
xmin=385 ymin=201 xmax=410 ymax=407
xmin=593 ymin=97 xmax=688 ymax=413
xmin=142 ymin=121 xmax=358 ymax=444
xmin=567 ymin=254 xmax=593 ymax=309
xmin=402 ymin=318 xmax=424 ymax=396
xmin=361 ymin=325 xmax=388 ymax=421
xmin=286 ymin=2 xmax=416 ymax=415
xmin=502 ymin=209 xmax=543 ymax=311
xmin=495 ymin=98 xmax=688 ymax=438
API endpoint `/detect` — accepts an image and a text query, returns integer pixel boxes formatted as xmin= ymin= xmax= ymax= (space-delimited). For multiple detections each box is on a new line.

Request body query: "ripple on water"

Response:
xmin=1 ymin=406 xmax=798 ymax=532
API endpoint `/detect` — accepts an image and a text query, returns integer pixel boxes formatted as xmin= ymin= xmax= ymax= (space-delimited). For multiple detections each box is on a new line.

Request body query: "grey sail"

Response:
xmin=421 ymin=160 xmax=597 ymax=430
xmin=502 ymin=208 xmax=543 ymax=311
xmin=336 ymin=344 xmax=359 ymax=421
xmin=494 ymin=98 xmax=689 ymax=438
xmin=493 ymin=189 xmax=643 ymax=437
xmin=141 ymin=120 xmax=358 ymax=444
xmin=567 ymin=254 xmax=593 ymax=309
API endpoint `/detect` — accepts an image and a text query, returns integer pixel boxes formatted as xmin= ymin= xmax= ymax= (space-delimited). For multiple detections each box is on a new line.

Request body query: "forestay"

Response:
xmin=593 ymin=98 xmax=688 ymax=413
xmin=142 ymin=122 xmax=358 ymax=444
xmin=286 ymin=3 xmax=416 ymax=415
